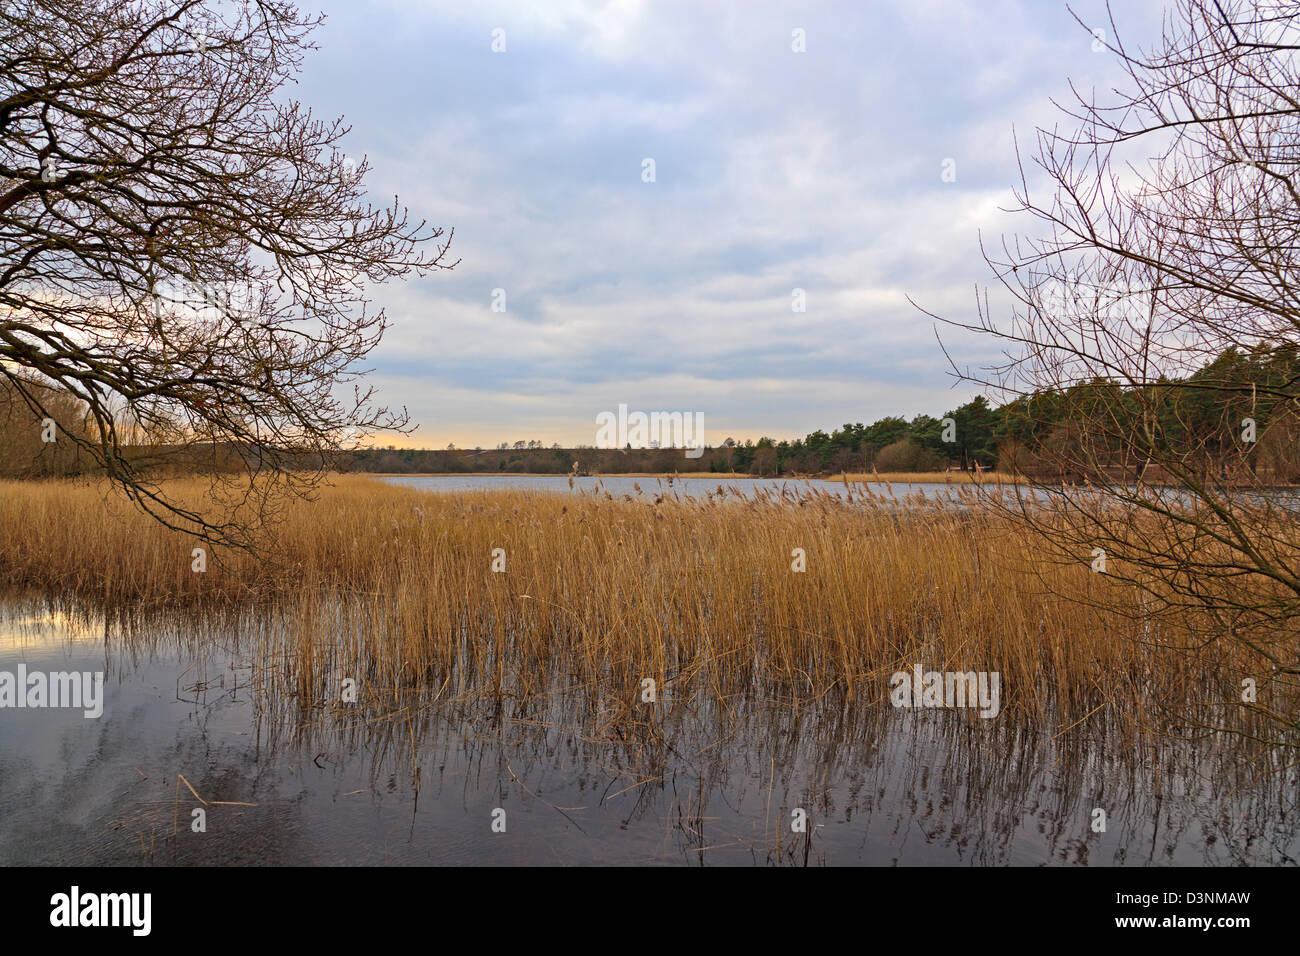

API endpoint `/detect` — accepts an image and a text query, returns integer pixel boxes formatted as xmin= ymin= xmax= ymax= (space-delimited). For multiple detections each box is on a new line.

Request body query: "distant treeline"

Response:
xmin=334 ymin=396 xmax=1024 ymax=477
xmin=349 ymin=345 xmax=1300 ymax=480
xmin=4 ymin=344 xmax=1298 ymax=481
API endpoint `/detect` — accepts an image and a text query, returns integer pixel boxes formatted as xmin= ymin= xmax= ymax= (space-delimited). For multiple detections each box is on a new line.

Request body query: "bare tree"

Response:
xmin=0 ymin=0 xmax=456 ymax=545
xmin=918 ymin=0 xmax=1299 ymax=742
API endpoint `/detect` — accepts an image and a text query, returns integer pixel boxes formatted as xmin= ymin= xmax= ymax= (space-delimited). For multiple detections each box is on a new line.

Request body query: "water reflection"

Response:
xmin=0 ymin=599 xmax=1295 ymax=866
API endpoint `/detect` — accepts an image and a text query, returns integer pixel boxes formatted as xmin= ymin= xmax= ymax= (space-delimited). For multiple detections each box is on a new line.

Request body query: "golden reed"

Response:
xmin=0 ymin=475 xmax=1281 ymax=738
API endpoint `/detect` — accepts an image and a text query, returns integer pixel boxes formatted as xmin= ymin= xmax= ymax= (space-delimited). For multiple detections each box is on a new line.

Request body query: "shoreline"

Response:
xmin=357 ymin=471 xmax=1299 ymax=489
xmin=359 ymin=471 xmax=1017 ymax=482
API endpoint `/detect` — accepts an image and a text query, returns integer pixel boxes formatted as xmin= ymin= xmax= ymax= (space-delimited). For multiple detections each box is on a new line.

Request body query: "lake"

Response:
xmin=380 ymin=474 xmax=979 ymax=502
xmin=376 ymin=474 xmax=1298 ymax=512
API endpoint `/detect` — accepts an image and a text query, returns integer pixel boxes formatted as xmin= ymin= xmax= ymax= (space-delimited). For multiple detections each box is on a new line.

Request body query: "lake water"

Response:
xmin=377 ymin=474 xmax=1299 ymax=512
xmin=380 ymin=474 xmax=973 ymax=501
xmin=2 ymin=599 xmax=1295 ymax=865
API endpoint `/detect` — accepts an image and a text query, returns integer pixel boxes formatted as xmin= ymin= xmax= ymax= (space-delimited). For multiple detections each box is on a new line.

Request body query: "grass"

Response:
xmin=0 ymin=473 xmax=1289 ymax=742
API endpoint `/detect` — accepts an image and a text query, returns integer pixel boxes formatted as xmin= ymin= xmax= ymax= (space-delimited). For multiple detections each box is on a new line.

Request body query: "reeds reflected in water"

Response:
xmin=1 ymin=593 xmax=1294 ymax=865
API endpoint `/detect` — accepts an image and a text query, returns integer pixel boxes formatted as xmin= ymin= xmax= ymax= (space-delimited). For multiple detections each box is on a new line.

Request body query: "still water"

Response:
xmin=379 ymin=474 xmax=1298 ymax=511
xmin=379 ymin=474 xmax=966 ymax=501
xmin=2 ymin=601 xmax=1294 ymax=866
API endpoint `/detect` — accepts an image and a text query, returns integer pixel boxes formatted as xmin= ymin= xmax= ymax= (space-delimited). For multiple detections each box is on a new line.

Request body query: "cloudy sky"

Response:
xmin=292 ymin=0 xmax=1164 ymax=449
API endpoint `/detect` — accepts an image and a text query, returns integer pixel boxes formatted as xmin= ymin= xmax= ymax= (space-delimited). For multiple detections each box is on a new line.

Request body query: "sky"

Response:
xmin=290 ymin=0 xmax=1167 ymax=449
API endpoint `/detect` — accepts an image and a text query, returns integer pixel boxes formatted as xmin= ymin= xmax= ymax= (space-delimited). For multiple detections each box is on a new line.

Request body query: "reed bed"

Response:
xmin=0 ymin=474 xmax=1286 ymax=740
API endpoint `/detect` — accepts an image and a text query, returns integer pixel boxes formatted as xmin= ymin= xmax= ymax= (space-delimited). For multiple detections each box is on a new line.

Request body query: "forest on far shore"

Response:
xmin=3 ymin=343 xmax=1298 ymax=482
xmin=350 ymin=343 xmax=1300 ymax=481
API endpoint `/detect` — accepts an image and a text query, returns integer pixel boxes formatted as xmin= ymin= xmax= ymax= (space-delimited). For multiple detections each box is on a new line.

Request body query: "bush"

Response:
xmin=873 ymin=439 xmax=946 ymax=473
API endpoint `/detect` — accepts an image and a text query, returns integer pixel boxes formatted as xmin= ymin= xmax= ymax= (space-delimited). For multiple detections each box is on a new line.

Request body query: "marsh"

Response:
xmin=0 ymin=477 xmax=1295 ymax=865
